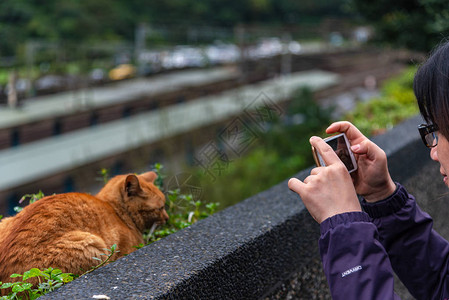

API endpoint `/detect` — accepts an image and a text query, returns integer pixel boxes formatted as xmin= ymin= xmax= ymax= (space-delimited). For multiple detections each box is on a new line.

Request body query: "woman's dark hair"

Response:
xmin=414 ymin=41 xmax=449 ymax=139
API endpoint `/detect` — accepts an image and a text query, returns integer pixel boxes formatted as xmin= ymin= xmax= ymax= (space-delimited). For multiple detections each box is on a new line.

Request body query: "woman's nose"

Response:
xmin=430 ymin=146 xmax=438 ymax=162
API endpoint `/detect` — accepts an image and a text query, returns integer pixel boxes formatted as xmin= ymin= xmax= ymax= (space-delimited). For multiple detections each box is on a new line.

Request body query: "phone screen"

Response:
xmin=313 ymin=133 xmax=357 ymax=173
xmin=326 ymin=135 xmax=355 ymax=171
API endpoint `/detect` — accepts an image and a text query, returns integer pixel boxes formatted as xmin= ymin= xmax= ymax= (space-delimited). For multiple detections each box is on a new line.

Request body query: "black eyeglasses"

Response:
xmin=418 ymin=123 xmax=439 ymax=148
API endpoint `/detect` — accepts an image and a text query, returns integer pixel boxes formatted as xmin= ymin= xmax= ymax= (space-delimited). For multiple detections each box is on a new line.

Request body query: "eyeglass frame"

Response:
xmin=418 ymin=123 xmax=439 ymax=148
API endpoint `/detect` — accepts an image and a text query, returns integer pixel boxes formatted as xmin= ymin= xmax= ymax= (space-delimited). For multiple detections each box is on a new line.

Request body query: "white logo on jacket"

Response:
xmin=342 ymin=265 xmax=362 ymax=277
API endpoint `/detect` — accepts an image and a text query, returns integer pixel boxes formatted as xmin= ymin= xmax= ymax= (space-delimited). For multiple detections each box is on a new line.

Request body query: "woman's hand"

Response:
xmin=326 ymin=121 xmax=396 ymax=202
xmin=288 ymin=136 xmax=361 ymax=224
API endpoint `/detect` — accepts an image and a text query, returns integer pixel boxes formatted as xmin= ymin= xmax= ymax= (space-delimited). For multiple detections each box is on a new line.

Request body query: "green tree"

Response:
xmin=0 ymin=0 xmax=33 ymax=55
xmin=349 ymin=0 xmax=449 ymax=51
xmin=0 ymin=0 xmax=134 ymax=56
xmin=0 ymin=0 xmax=350 ymax=57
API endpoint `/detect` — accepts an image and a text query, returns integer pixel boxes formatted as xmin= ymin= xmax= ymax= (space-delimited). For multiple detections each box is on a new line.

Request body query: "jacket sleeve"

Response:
xmin=362 ymin=183 xmax=449 ymax=300
xmin=319 ymin=212 xmax=400 ymax=299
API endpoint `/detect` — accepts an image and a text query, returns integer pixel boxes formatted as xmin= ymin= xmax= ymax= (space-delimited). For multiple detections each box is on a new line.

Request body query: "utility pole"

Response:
xmin=7 ymin=70 xmax=18 ymax=109
xmin=235 ymin=24 xmax=247 ymax=83
xmin=281 ymin=33 xmax=292 ymax=76
xmin=135 ymin=23 xmax=147 ymax=76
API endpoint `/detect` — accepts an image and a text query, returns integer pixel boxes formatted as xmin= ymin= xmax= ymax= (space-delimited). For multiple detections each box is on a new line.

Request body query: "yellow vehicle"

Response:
xmin=108 ymin=64 xmax=136 ymax=81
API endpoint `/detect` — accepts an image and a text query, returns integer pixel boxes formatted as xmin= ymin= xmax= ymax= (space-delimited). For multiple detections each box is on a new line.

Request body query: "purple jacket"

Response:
xmin=319 ymin=183 xmax=449 ymax=299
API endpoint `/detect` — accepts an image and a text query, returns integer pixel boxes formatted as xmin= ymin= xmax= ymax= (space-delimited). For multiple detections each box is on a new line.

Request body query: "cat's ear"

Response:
xmin=141 ymin=171 xmax=157 ymax=183
xmin=125 ymin=175 xmax=142 ymax=197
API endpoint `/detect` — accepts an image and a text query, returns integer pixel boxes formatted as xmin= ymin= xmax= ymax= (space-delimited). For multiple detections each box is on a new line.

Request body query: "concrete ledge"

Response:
xmin=44 ymin=114 xmax=449 ymax=299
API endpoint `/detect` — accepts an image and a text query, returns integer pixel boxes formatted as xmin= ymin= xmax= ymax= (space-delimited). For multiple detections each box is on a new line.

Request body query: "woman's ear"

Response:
xmin=125 ymin=174 xmax=142 ymax=197
xmin=140 ymin=171 xmax=157 ymax=183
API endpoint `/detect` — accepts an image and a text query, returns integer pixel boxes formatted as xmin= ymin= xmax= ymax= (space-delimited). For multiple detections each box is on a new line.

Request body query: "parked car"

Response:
xmin=108 ymin=64 xmax=136 ymax=81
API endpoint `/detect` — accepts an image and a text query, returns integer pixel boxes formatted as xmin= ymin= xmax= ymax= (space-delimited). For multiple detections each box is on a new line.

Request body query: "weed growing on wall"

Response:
xmin=0 ymin=245 xmax=119 ymax=300
xmin=0 ymin=268 xmax=74 ymax=300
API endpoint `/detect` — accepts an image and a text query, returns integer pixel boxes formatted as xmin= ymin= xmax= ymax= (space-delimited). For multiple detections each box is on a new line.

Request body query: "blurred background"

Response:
xmin=0 ymin=0 xmax=448 ymax=215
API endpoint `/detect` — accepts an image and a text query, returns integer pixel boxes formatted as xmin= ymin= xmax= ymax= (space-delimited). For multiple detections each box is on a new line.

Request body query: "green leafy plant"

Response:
xmin=0 ymin=244 xmax=119 ymax=299
xmin=143 ymin=187 xmax=219 ymax=245
xmin=0 ymin=268 xmax=74 ymax=300
xmin=97 ymin=168 xmax=110 ymax=184
xmin=14 ymin=191 xmax=45 ymax=213
xmin=152 ymin=163 xmax=165 ymax=190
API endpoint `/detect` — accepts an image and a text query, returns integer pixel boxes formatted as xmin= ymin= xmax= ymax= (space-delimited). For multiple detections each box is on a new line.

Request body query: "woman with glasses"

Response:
xmin=288 ymin=41 xmax=449 ymax=300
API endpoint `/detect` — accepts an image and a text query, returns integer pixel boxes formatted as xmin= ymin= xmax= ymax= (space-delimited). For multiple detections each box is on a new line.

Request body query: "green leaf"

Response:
xmin=1 ymin=293 xmax=16 ymax=299
xmin=50 ymin=269 xmax=62 ymax=277
xmin=58 ymin=273 xmax=74 ymax=283
xmin=0 ymin=283 xmax=13 ymax=289
xmin=53 ymin=282 xmax=63 ymax=289
xmin=133 ymin=243 xmax=145 ymax=250
xmin=21 ymin=283 xmax=33 ymax=290
xmin=23 ymin=268 xmax=42 ymax=280
xmin=12 ymin=284 xmax=27 ymax=292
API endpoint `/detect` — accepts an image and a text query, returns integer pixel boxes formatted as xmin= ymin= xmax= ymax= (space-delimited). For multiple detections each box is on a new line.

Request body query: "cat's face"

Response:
xmin=127 ymin=172 xmax=169 ymax=229
xmin=103 ymin=171 xmax=169 ymax=231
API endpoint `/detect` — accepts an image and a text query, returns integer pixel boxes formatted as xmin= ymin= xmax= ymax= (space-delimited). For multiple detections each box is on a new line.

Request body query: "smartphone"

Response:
xmin=312 ymin=133 xmax=358 ymax=173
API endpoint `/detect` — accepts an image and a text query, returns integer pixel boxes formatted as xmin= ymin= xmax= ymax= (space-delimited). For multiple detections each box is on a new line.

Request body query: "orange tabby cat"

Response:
xmin=0 ymin=171 xmax=168 ymax=285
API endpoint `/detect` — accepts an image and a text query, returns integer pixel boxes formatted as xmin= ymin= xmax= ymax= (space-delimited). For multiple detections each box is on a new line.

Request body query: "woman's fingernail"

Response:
xmin=351 ymin=144 xmax=360 ymax=151
xmin=310 ymin=136 xmax=318 ymax=142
